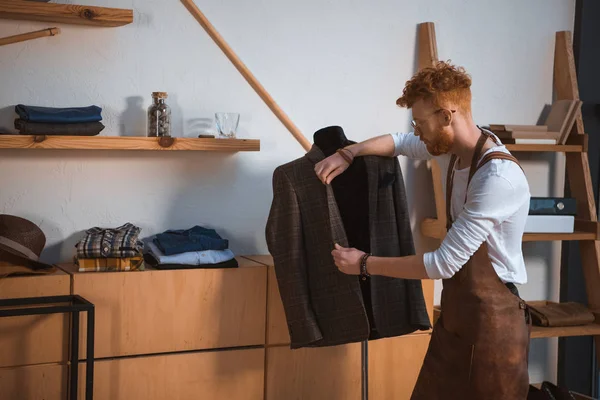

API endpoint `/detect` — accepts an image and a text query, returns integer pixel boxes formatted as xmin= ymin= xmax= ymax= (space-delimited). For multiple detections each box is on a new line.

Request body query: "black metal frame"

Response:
xmin=0 ymin=295 xmax=95 ymax=400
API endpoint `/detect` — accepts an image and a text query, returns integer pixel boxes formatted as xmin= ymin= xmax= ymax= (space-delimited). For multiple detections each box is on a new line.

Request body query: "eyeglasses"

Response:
xmin=411 ymin=108 xmax=456 ymax=130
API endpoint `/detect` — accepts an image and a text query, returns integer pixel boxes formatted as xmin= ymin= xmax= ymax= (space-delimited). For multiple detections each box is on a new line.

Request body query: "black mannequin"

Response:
xmin=313 ymin=125 xmax=378 ymax=338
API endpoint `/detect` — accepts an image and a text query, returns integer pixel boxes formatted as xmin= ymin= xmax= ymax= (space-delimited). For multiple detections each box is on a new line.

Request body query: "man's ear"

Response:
xmin=440 ymin=109 xmax=453 ymax=126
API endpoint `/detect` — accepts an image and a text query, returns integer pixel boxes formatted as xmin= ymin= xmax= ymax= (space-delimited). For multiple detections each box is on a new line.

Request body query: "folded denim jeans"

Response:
xmin=153 ymin=225 xmax=229 ymax=255
xmin=15 ymin=104 xmax=102 ymax=123
xmin=14 ymin=119 xmax=105 ymax=135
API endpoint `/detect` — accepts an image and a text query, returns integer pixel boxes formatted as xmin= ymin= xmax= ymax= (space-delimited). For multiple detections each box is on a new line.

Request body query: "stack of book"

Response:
xmin=487 ymin=99 xmax=582 ymax=145
xmin=525 ymin=197 xmax=576 ymax=233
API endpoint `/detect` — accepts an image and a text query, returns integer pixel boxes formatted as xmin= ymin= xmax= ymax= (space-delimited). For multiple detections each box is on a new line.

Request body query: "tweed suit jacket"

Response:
xmin=266 ymin=145 xmax=431 ymax=349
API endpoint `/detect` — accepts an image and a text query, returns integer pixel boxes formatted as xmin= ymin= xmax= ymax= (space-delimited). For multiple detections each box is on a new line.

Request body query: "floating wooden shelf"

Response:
xmin=505 ymin=143 xmax=583 ymax=153
xmin=421 ymin=218 xmax=599 ymax=242
xmin=0 ymin=135 xmax=260 ymax=152
xmin=504 ymin=133 xmax=588 ymax=153
xmin=0 ymin=0 xmax=133 ymax=27
xmin=531 ymin=322 xmax=600 ymax=339
xmin=433 ymin=306 xmax=600 ymax=339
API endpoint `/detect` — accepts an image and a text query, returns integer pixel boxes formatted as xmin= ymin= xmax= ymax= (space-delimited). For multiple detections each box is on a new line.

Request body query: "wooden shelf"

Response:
xmin=0 ymin=135 xmax=260 ymax=152
xmin=522 ymin=231 xmax=597 ymax=241
xmin=531 ymin=323 xmax=600 ymax=339
xmin=505 ymin=143 xmax=583 ymax=153
xmin=0 ymin=0 xmax=133 ymax=27
xmin=421 ymin=218 xmax=598 ymax=241
xmin=433 ymin=306 xmax=600 ymax=339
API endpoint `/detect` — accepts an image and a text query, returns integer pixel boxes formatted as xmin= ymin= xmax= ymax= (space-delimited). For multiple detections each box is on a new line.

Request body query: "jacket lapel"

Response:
xmin=305 ymin=146 xmax=349 ymax=248
xmin=363 ymin=156 xmax=379 ymax=252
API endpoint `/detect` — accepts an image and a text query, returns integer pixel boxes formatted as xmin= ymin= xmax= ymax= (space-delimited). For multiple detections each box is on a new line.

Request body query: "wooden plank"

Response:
xmin=545 ymin=100 xmax=578 ymax=143
xmin=0 ymin=27 xmax=60 ymax=47
xmin=531 ymin=323 xmax=600 ymax=339
xmin=417 ymin=22 xmax=438 ymax=70
xmin=0 ymin=271 xmax=70 ymax=367
xmin=434 ymin=305 xmax=600 ymax=339
xmin=421 ymin=218 xmax=446 ymax=240
xmin=241 ymin=254 xmax=274 ymax=266
xmin=0 ymin=0 xmax=133 ymax=27
xmin=266 ymin=344 xmax=361 ymax=400
xmin=579 ymin=241 xmax=600 ymax=324
xmin=430 ymin=159 xmax=447 ymax=227
xmin=554 ymin=31 xmax=584 ymax=135
xmin=78 ymin=349 xmax=265 ymax=400
xmin=505 ymin=143 xmax=583 ymax=153
xmin=0 ymin=135 xmax=260 ymax=152
xmin=0 ymin=363 xmax=67 ymax=400
xmin=574 ymin=220 xmax=600 ymax=238
xmin=489 ymin=124 xmax=548 ymax=132
xmin=61 ymin=259 xmax=267 ymax=358
xmin=566 ymin=152 xmax=597 ymax=221
xmin=421 ymin=218 xmax=598 ymax=241
xmin=369 ymin=334 xmax=431 ymax=400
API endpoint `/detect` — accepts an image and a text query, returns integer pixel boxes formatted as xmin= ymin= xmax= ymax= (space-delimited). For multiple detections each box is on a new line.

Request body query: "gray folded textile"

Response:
xmin=14 ymin=119 xmax=104 ymax=136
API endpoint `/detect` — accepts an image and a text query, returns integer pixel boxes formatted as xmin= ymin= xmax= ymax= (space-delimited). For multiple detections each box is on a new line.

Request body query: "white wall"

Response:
xmin=0 ymin=0 xmax=574 ymax=386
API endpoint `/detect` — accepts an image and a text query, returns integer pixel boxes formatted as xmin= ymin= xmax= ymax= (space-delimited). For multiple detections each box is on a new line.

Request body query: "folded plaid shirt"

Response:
xmin=76 ymin=223 xmax=143 ymax=258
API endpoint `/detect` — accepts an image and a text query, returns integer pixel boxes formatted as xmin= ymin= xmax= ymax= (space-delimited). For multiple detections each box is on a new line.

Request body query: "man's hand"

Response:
xmin=314 ymin=152 xmax=350 ymax=185
xmin=331 ymin=243 xmax=365 ymax=275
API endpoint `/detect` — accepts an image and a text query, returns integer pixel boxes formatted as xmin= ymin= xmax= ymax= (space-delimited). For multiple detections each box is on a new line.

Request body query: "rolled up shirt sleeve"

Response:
xmin=390 ymin=132 xmax=433 ymax=160
xmin=423 ymin=161 xmax=529 ymax=279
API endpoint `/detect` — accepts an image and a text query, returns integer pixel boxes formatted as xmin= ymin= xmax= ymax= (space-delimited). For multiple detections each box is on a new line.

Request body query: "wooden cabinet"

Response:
xmin=0 ymin=363 xmax=67 ymax=400
xmin=368 ymin=334 xmax=431 ymax=400
xmin=77 ymin=348 xmax=265 ymax=400
xmin=265 ymin=344 xmax=361 ymax=400
xmin=0 ymin=271 xmax=70 ymax=367
xmin=60 ymin=257 xmax=267 ymax=358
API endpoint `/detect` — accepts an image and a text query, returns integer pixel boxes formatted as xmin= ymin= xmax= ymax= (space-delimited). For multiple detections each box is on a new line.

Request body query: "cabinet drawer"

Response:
xmin=61 ymin=257 xmax=267 ymax=358
xmin=0 ymin=271 xmax=70 ymax=367
xmin=78 ymin=348 xmax=265 ymax=400
xmin=266 ymin=344 xmax=361 ymax=400
xmin=369 ymin=334 xmax=431 ymax=400
xmin=0 ymin=363 xmax=67 ymax=400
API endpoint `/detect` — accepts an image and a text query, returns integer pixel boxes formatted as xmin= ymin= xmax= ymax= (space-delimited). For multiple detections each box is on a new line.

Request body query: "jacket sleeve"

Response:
xmin=265 ymin=167 xmax=323 ymax=347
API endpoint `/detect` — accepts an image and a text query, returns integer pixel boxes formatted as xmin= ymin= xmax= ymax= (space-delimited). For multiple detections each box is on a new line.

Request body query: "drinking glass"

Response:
xmin=215 ymin=112 xmax=240 ymax=138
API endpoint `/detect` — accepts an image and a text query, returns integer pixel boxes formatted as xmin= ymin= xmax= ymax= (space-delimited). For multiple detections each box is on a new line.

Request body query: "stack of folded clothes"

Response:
xmin=13 ymin=104 xmax=105 ymax=136
xmin=74 ymin=223 xmax=144 ymax=272
xmin=143 ymin=225 xmax=238 ymax=269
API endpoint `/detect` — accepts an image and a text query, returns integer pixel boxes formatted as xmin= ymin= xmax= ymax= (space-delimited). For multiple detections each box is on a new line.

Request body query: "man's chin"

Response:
xmin=426 ymin=143 xmax=451 ymax=156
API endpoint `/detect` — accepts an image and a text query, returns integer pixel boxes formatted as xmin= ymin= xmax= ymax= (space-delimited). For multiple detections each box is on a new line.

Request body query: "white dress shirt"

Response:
xmin=390 ymin=130 xmax=530 ymax=284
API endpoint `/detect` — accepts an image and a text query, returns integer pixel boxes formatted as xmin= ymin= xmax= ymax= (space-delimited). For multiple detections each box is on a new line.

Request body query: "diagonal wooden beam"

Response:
xmin=0 ymin=27 xmax=60 ymax=47
xmin=181 ymin=0 xmax=311 ymax=151
xmin=417 ymin=22 xmax=446 ymax=231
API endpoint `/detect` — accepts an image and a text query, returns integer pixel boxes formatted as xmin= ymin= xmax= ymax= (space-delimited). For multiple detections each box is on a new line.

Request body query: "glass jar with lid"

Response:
xmin=147 ymin=92 xmax=171 ymax=137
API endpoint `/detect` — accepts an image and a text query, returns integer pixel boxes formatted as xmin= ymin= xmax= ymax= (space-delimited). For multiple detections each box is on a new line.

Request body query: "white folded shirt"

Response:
xmin=146 ymin=241 xmax=235 ymax=265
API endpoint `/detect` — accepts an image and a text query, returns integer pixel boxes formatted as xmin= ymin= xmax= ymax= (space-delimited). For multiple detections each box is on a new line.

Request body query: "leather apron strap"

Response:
xmin=445 ymin=129 xmax=521 ymax=230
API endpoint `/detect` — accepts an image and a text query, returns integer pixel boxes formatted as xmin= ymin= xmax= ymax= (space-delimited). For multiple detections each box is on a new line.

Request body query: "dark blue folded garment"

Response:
xmin=153 ymin=225 xmax=229 ymax=255
xmin=15 ymin=104 xmax=102 ymax=123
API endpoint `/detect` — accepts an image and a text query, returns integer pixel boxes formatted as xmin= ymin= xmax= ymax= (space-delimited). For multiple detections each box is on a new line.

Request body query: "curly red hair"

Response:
xmin=396 ymin=61 xmax=472 ymax=113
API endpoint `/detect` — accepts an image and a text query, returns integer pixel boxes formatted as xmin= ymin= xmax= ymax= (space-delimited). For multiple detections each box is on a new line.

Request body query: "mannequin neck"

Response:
xmin=313 ymin=126 xmax=351 ymax=157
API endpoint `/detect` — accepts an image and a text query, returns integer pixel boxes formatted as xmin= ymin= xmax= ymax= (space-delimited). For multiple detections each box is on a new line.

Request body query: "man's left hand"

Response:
xmin=331 ymin=243 xmax=365 ymax=275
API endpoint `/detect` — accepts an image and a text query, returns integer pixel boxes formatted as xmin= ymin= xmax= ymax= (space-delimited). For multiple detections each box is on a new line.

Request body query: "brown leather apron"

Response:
xmin=411 ymin=130 xmax=531 ymax=400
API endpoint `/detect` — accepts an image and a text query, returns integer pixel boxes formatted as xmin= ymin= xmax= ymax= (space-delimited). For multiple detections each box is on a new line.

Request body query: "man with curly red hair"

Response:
xmin=315 ymin=61 xmax=531 ymax=399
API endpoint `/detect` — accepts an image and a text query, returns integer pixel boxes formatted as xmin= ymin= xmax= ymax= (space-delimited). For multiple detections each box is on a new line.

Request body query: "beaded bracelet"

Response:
xmin=360 ymin=253 xmax=371 ymax=281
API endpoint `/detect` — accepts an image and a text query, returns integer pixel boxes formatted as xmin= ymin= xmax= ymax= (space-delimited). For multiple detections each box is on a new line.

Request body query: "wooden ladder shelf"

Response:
xmin=418 ymin=23 xmax=600 ymax=356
